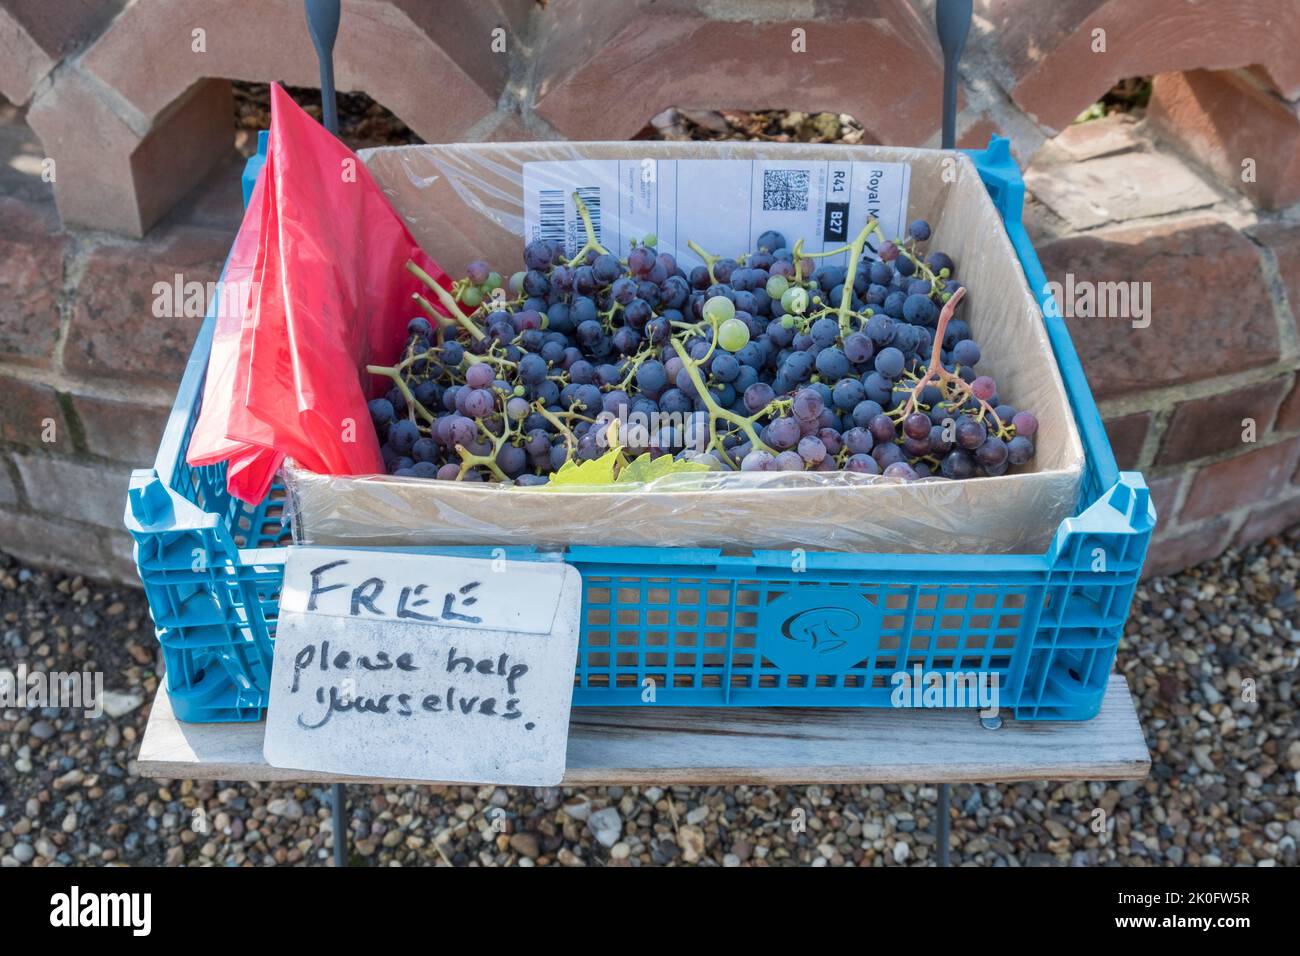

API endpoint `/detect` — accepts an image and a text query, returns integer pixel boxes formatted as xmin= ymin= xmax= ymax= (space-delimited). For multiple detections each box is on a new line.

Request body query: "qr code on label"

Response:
xmin=762 ymin=168 xmax=810 ymax=212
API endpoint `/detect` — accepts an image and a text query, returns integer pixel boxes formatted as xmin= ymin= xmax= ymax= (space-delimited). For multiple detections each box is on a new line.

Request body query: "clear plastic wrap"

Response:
xmin=286 ymin=141 xmax=1084 ymax=555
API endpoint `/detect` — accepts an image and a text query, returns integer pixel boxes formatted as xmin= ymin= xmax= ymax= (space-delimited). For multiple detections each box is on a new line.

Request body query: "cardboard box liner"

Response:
xmin=285 ymin=141 xmax=1084 ymax=555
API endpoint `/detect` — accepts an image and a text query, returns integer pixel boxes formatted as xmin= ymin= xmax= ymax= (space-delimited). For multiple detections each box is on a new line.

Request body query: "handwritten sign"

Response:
xmin=263 ymin=548 xmax=582 ymax=786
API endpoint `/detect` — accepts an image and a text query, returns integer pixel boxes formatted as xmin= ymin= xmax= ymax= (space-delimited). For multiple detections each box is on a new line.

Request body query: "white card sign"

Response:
xmin=263 ymin=548 xmax=582 ymax=786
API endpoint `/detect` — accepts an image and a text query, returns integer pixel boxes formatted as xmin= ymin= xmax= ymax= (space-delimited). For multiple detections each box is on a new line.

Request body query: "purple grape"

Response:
xmin=976 ymin=438 xmax=1009 ymax=468
xmin=798 ymin=435 xmax=827 ymax=464
xmin=744 ymin=382 xmax=776 ymax=413
xmin=952 ymin=339 xmax=981 ymax=366
xmin=1006 ymin=436 xmax=1034 ymax=465
xmin=766 ymin=416 xmax=800 ymax=450
xmin=465 ymin=363 xmax=494 ymax=389
xmin=955 ymin=418 xmax=987 ymax=450
xmin=844 ymin=332 xmax=874 ymax=364
xmin=868 ymin=413 xmax=897 ymax=445
xmin=844 ymin=427 xmax=874 ymax=455
xmin=874 ymin=347 xmax=905 ymax=379
xmin=411 ymin=437 xmax=438 ymax=463
xmin=497 ymin=444 xmax=527 ymax=476
xmin=1012 ymin=411 xmax=1039 ymax=438
xmin=872 ymin=442 xmax=904 ymax=469
xmin=903 ymin=412 xmax=931 ymax=440
xmin=792 ymin=387 xmax=824 ymax=421
xmin=903 ymin=434 xmax=931 ymax=457
xmin=940 ymin=450 xmax=974 ymax=479
xmin=447 ymin=415 xmax=476 ymax=448
xmin=773 ymin=450 xmax=804 ymax=471
xmin=388 ymin=420 xmax=419 ymax=454
xmin=845 ymin=453 xmax=880 ymax=474
xmin=463 ymin=388 xmax=495 ymax=419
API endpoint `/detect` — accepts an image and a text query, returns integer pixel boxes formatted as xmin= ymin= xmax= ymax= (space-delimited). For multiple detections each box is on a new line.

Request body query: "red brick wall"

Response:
xmin=3 ymin=0 xmax=1300 ymax=582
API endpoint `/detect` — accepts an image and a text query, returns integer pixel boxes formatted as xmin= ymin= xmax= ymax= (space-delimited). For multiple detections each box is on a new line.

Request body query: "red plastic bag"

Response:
xmin=185 ymin=167 xmax=285 ymax=489
xmin=188 ymin=83 xmax=452 ymax=503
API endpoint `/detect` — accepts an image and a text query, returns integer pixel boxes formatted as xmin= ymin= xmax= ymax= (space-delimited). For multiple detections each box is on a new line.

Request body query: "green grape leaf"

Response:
xmin=537 ymin=450 xmax=710 ymax=490
xmin=540 ymin=448 xmax=621 ymax=488
xmin=616 ymin=453 xmax=710 ymax=485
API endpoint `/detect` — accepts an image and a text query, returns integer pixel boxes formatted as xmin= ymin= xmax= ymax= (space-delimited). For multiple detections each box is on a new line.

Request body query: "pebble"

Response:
xmin=1192 ymin=746 xmax=1216 ymax=772
xmin=508 ymin=832 xmax=540 ymax=859
xmin=101 ymin=690 xmax=144 ymax=718
xmin=563 ymin=795 xmax=592 ymax=822
xmin=678 ymin=825 xmax=706 ymax=863
xmin=587 ymin=807 xmax=622 ymax=848
xmin=267 ymin=798 xmax=305 ymax=820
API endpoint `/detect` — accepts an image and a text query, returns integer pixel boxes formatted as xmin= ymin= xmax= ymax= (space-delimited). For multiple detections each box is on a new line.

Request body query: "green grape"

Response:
xmin=781 ymin=286 xmax=808 ymax=315
xmin=718 ymin=317 xmax=750 ymax=352
xmin=702 ymin=294 xmax=736 ymax=325
xmin=766 ymin=274 xmax=789 ymax=298
xmin=781 ymin=316 xmax=796 ymax=330
xmin=508 ymin=270 xmax=526 ymax=294
xmin=642 ymin=233 xmax=657 ymax=247
xmin=461 ymin=286 xmax=483 ymax=308
xmin=484 ymin=271 xmax=503 ymax=290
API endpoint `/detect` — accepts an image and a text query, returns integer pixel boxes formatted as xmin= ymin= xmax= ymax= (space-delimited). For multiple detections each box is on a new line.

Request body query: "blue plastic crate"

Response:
xmin=125 ymin=137 xmax=1154 ymax=723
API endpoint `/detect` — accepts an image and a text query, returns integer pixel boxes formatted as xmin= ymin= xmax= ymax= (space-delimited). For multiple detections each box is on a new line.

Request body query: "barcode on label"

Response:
xmin=762 ymin=168 xmax=810 ymax=212
xmin=537 ymin=186 xmax=602 ymax=255
xmin=538 ymin=189 xmax=566 ymax=244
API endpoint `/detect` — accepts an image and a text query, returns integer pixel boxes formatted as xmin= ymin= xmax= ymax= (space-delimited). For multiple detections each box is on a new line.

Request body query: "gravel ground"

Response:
xmin=1 ymin=533 xmax=1297 ymax=868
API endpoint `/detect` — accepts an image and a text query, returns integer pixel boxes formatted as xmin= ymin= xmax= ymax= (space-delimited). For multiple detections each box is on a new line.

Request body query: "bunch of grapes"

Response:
xmin=366 ymin=195 xmax=1039 ymax=485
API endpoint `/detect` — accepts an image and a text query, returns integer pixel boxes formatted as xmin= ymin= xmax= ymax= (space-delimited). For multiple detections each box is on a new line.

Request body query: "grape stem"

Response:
xmin=366 ymin=364 xmax=437 ymax=425
xmin=888 ymin=287 xmax=1009 ymax=438
xmin=453 ymin=395 xmax=517 ymax=482
xmin=463 ymin=351 xmax=517 ymax=370
xmin=565 ymin=192 xmax=610 ymax=267
xmin=669 ymin=328 xmax=776 ymax=462
xmin=412 ymin=293 xmax=453 ymax=333
xmin=833 ymin=218 xmax=883 ymax=337
xmin=687 ymin=240 xmax=720 ymax=285
xmin=535 ymin=403 xmax=577 ymax=456
xmin=407 ymin=261 xmax=486 ymax=342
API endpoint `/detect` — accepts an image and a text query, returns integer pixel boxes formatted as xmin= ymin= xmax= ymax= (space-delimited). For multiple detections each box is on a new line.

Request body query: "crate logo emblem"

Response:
xmin=759 ymin=590 xmax=879 ymax=671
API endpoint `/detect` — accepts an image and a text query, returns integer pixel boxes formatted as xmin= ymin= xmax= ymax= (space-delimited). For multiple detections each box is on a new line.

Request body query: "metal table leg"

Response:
xmin=332 ymin=783 xmax=346 ymax=866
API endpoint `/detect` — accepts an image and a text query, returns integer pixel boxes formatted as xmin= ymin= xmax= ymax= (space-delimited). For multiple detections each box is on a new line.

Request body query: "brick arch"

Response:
xmin=527 ymin=0 xmax=951 ymax=147
xmin=25 ymin=0 xmax=529 ymax=236
xmin=978 ymin=0 xmax=1300 ymax=132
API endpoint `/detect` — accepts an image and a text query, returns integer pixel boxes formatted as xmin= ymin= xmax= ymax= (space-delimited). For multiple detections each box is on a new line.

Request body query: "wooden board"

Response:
xmin=137 ymin=675 xmax=1149 ymax=786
